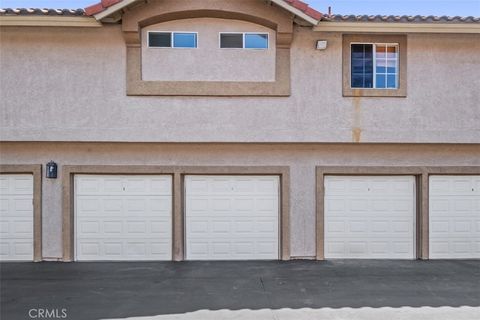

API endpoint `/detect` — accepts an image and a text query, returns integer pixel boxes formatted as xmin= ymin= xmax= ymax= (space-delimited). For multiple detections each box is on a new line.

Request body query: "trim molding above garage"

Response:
xmin=62 ymin=165 xmax=290 ymax=262
xmin=0 ymin=164 xmax=42 ymax=262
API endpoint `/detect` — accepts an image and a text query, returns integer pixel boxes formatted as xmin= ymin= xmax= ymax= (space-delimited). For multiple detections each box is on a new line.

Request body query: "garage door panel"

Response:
xmin=257 ymin=241 xmax=277 ymax=255
xmin=150 ymin=220 xmax=171 ymax=233
xmin=256 ymin=219 xmax=277 ymax=233
xmin=212 ymin=198 xmax=231 ymax=211
xmin=104 ymin=242 xmax=122 ymax=255
xmin=187 ymin=218 xmax=277 ymax=236
xmin=429 ymin=175 xmax=480 ymax=259
xmin=188 ymin=218 xmax=209 ymax=233
xmin=0 ymin=197 xmax=32 ymax=216
xmin=431 ymin=241 xmax=478 ymax=258
xmin=4 ymin=177 xmax=33 ymax=194
xmin=232 ymin=198 xmax=254 ymax=211
xmin=326 ymin=177 xmax=413 ymax=195
xmin=0 ymin=241 xmax=33 ymax=259
xmin=257 ymin=198 xmax=278 ymax=212
xmin=187 ymin=239 xmax=277 ymax=259
xmin=151 ymin=242 xmax=171 ymax=255
xmin=430 ymin=199 xmax=478 ymax=216
xmin=185 ymin=175 xmax=279 ymax=260
xmin=325 ymin=176 xmax=415 ymax=259
xmin=327 ymin=240 xmax=413 ymax=258
xmin=76 ymin=178 xmax=106 ymax=194
xmin=77 ymin=219 xmax=170 ymax=237
xmin=76 ymin=176 xmax=171 ymax=196
xmin=0 ymin=243 xmax=10 ymax=257
xmin=103 ymin=220 xmax=123 ymax=233
xmin=234 ymin=241 xmax=254 ymax=254
xmin=0 ymin=221 xmax=10 ymax=234
xmin=75 ymin=175 xmax=172 ymax=261
xmin=77 ymin=198 xmax=102 ymax=214
xmin=350 ymin=199 xmax=369 ymax=211
xmin=430 ymin=176 xmax=480 ymax=195
xmin=188 ymin=177 xmax=278 ymax=195
xmin=76 ymin=239 xmax=171 ymax=260
xmin=0 ymin=175 xmax=34 ymax=261
xmin=453 ymin=199 xmax=475 ymax=212
xmin=211 ymin=220 xmax=231 ymax=233
xmin=327 ymin=219 xmax=412 ymax=235
xmin=326 ymin=241 xmax=345 ymax=256
xmin=371 ymin=241 xmax=390 ymax=254
xmin=13 ymin=242 xmax=33 ymax=255
xmin=187 ymin=199 xmax=277 ymax=217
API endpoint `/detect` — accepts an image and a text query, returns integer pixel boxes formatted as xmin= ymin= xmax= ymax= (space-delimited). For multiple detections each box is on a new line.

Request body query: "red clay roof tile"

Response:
xmin=84 ymin=2 xmax=104 ymax=16
xmin=84 ymin=0 xmax=122 ymax=16
xmin=83 ymin=0 xmax=323 ymax=21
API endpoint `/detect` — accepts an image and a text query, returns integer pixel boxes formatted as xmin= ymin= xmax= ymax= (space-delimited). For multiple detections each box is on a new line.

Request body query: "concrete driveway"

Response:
xmin=1 ymin=260 xmax=479 ymax=320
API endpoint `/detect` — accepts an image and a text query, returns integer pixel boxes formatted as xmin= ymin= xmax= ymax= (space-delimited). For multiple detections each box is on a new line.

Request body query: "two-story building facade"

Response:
xmin=0 ymin=0 xmax=479 ymax=262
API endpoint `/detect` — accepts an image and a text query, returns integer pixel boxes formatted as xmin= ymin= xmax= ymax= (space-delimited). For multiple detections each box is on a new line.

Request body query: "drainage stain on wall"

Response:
xmin=352 ymin=127 xmax=362 ymax=143
xmin=352 ymin=97 xmax=362 ymax=143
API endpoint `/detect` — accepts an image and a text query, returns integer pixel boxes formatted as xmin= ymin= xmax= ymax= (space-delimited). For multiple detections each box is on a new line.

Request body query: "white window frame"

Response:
xmin=350 ymin=42 xmax=399 ymax=90
xmin=147 ymin=31 xmax=198 ymax=49
xmin=219 ymin=32 xmax=269 ymax=50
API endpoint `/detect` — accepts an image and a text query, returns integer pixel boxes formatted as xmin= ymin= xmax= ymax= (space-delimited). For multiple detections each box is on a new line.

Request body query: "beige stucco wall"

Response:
xmin=1 ymin=142 xmax=479 ymax=259
xmin=0 ymin=24 xmax=479 ymax=143
xmin=141 ymin=18 xmax=276 ymax=81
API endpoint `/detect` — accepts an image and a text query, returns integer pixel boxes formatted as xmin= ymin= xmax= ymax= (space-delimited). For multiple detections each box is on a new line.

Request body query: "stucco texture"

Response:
xmin=1 ymin=142 xmax=479 ymax=259
xmin=141 ymin=18 xmax=276 ymax=82
xmin=0 ymin=24 xmax=479 ymax=143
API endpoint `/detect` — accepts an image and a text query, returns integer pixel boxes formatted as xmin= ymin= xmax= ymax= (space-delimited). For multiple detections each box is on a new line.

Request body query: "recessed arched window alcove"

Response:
xmin=122 ymin=1 xmax=294 ymax=96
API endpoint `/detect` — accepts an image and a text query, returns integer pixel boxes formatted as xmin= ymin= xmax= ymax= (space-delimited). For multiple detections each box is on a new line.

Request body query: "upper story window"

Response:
xmin=351 ymin=43 xmax=399 ymax=89
xmin=148 ymin=31 xmax=197 ymax=48
xmin=219 ymin=32 xmax=269 ymax=49
xmin=343 ymin=34 xmax=406 ymax=97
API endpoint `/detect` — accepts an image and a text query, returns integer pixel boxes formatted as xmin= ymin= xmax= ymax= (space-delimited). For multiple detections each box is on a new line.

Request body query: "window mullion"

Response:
xmin=373 ymin=44 xmax=376 ymax=89
xmin=362 ymin=44 xmax=365 ymax=88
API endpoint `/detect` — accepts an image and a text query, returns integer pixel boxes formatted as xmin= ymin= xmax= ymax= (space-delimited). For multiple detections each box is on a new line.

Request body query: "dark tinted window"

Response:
xmin=149 ymin=32 xmax=171 ymax=47
xmin=220 ymin=33 xmax=243 ymax=48
xmin=351 ymin=44 xmax=373 ymax=88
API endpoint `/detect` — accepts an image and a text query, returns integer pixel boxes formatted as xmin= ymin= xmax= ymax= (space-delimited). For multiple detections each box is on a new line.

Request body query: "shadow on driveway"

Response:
xmin=1 ymin=260 xmax=479 ymax=320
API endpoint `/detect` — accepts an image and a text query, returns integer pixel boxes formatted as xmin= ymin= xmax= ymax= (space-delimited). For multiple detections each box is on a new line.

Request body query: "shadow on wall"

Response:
xmin=1 ymin=260 xmax=479 ymax=320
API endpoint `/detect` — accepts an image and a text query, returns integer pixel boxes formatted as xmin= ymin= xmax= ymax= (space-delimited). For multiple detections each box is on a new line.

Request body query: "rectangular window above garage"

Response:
xmin=148 ymin=32 xmax=197 ymax=48
xmin=220 ymin=32 xmax=269 ymax=49
xmin=343 ymin=34 xmax=406 ymax=97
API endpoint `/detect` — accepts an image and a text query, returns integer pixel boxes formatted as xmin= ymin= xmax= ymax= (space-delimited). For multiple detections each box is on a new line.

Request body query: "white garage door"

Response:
xmin=185 ymin=175 xmax=279 ymax=260
xmin=0 ymin=174 xmax=34 ymax=261
xmin=429 ymin=175 xmax=480 ymax=259
xmin=324 ymin=176 xmax=416 ymax=259
xmin=75 ymin=175 xmax=172 ymax=261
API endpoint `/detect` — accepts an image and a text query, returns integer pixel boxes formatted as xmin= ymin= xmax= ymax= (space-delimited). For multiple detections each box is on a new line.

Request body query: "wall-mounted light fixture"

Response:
xmin=46 ymin=161 xmax=57 ymax=179
xmin=316 ymin=40 xmax=328 ymax=50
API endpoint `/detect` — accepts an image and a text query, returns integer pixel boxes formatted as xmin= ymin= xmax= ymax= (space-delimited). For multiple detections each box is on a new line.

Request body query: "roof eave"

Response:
xmin=270 ymin=0 xmax=320 ymax=25
xmin=92 ymin=0 xmax=321 ymax=25
xmin=92 ymin=0 xmax=139 ymax=21
xmin=0 ymin=15 xmax=101 ymax=27
xmin=313 ymin=21 xmax=480 ymax=33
